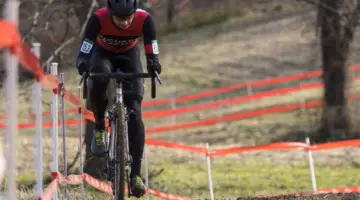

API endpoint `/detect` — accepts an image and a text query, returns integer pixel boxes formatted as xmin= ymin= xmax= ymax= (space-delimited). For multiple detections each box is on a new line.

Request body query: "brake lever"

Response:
xmin=154 ymin=71 xmax=163 ymax=85
xmin=80 ymin=72 xmax=88 ymax=85
xmin=151 ymin=76 xmax=156 ymax=99
xmin=80 ymin=72 xmax=88 ymax=99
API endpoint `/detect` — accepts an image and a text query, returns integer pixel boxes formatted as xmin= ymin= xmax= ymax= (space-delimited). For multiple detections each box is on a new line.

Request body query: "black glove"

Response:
xmin=146 ymin=54 xmax=161 ymax=76
xmin=77 ymin=61 xmax=89 ymax=76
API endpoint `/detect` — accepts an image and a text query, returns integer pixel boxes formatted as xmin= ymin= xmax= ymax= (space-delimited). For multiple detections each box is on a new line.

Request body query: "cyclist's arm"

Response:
xmin=142 ymin=14 xmax=159 ymax=57
xmin=76 ymin=14 xmax=101 ymax=69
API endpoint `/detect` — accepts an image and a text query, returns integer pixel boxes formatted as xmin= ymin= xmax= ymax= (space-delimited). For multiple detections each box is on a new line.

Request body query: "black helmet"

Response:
xmin=107 ymin=0 xmax=137 ymax=17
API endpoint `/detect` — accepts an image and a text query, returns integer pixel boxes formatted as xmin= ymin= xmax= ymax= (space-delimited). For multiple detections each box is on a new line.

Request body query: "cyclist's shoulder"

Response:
xmin=95 ymin=7 xmax=110 ymax=18
xmin=135 ymin=8 xmax=151 ymax=18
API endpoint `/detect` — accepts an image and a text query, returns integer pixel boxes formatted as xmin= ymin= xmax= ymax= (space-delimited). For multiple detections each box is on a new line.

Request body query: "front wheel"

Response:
xmin=113 ymin=106 xmax=126 ymax=200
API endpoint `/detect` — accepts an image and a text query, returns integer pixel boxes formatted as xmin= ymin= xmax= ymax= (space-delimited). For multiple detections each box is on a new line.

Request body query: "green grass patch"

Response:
xmin=147 ymin=160 xmax=360 ymax=199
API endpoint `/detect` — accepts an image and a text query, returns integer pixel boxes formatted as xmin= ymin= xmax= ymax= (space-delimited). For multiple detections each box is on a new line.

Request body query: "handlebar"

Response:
xmin=80 ymin=71 xmax=162 ymax=99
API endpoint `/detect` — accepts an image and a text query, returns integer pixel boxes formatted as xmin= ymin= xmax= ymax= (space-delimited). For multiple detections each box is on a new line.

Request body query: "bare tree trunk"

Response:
xmin=318 ymin=0 xmax=355 ymax=142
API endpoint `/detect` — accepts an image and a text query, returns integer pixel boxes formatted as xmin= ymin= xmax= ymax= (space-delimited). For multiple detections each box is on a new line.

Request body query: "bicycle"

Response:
xmin=80 ymin=69 xmax=162 ymax=200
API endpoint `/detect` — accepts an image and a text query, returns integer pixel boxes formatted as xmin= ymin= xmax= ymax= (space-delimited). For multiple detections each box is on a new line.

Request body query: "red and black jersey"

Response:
xmin=76 ymin=7 xmax=159 ymax=68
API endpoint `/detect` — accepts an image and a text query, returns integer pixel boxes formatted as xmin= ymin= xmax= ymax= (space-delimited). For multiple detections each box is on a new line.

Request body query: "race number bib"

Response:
xmin=152 ymin=40 xmax=159 ymax=54
xmin=80 ymin=39 xmax=94 ymax=54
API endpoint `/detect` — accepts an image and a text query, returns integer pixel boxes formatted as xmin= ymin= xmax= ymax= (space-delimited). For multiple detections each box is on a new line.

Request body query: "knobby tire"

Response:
xmin=113 ymin=105 xmax=126 ymax=200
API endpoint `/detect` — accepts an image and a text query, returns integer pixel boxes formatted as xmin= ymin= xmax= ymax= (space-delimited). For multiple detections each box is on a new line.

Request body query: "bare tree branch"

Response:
xmin=343 ymin=0 xmax=355 ymax=16
xmin=348 ymin=1 xmax=360 ymax=27
xmin=22 ymin=11 xmax=39 ymax=43
xmin=299 ymin=0 xmax=348 ymax=22
xmin=80 ymin=0 xmax=99 ymax=38
xmin=300 ymin=0 xmax=341 ymax=16
xmin=22 ymin=0 xmax=55 ymax=43
xmin=42 ymin=36 xmax=77 ymax=69
xmin=42 ymin=0 xmax=99 ymax=69
xmin=48 ymin=9 xmax=69 ymax=46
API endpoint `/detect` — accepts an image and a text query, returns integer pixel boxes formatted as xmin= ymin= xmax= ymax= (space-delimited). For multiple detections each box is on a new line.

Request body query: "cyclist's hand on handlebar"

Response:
xmin=146 ymin=54 xmax=161 ymax=76
xmin=77 ymin=62 xmax=89 ymax=76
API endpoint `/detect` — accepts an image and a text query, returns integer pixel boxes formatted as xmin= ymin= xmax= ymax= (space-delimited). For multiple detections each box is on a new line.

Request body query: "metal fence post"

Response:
xmin=205 ymin=143 xmax=214 ymax=200
xmin=51 ymin=63 xmax=59 ymax=200
xmin=32 ymin=42 xmax=43 ymax=198
xmin=306 ymin=137 xmax=317 ymax=192
xmin=78 ymin=86 xmax=84 ymax=193
xmin=59 ymin=73 xmax=68 ymax=199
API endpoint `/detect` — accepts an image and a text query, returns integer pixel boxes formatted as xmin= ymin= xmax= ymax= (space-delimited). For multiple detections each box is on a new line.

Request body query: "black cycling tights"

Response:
xmin=88 ymin=45 xmax=145 ymax=178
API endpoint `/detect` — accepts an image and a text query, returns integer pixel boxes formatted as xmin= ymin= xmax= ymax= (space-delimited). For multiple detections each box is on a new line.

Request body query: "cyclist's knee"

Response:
xmin=89 ymin=58 xmax=112 ymax=85
xmin=126 ymin=95 xmax=144 ymax=129
xmin=130 ymin=97 xmax=143 ymax=119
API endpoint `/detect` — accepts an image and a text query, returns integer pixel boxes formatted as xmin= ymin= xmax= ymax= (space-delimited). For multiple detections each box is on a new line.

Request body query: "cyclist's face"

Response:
xmin=112 ymin=14 xmax=134 ymax=29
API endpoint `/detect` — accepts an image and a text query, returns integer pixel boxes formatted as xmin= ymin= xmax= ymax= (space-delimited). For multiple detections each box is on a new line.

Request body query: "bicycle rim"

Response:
xmin=114 ymin=105 xmax=126 ymax=200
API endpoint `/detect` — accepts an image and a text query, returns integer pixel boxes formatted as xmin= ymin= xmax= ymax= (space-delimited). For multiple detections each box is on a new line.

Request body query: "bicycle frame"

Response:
xmin=81 ymin=70 xmax=162 ymax=200
xmin=107 ymin=80 xmax=133 ymax=197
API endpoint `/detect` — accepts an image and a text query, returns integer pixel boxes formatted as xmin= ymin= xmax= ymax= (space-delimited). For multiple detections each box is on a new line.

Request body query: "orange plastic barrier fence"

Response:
xmin=142 ymin=76 xmax=360 ymax=118
xmin=0 ymin=79 xmax=326 ymax=120
xmin=145 ymin=93 xmax=360 ymax=134
xmin=39 ymin=172 xmax=192 ymax=200
xmin=1 ymin=74 xmax=360 ymax=121
xmin=141 ymin=64 xmax=360 ymax=107
xmin=309 ymin=139 xmax=360 ymax=151
xmin=145 ymin=138 xmax=207 ymax=154
xmin=48 ymin=135 xmax=360 ymax=158
xmin=3 ymin=93 xmax=360 ymax=136
xmin=314 ymin=186 xmax=360 ymax=194
xmin=144 ymin=138 xmax=360 ymax=157
xmin=0 ymin=119 xmax=84 ymax=129
xmin=0 ymin=108 xmax=78 ymax=120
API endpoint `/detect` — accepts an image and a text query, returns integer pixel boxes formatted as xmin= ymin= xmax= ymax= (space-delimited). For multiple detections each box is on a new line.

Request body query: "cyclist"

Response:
xmin=75 ymin=0 xmax=161 ymax=197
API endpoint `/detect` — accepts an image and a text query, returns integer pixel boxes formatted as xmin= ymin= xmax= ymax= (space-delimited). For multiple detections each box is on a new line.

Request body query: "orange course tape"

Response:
xmin=1 ymin=74 xmax=359 ymax=121
xmin=145 ymin=92 xmax=360 ymax=134
xmin=39 ymin=171 xmax=193 ymax=200
xmin=2 ymin=92 xmax=359 ymax=134
xmin=0 ymin=20 xmax=20 ymax=49
xmin=39 ymin=171 xmax=360 ymax=200
xmin=143 ymin=81 xmax=323 ymax=117
xmin=145 ymin=138 xmax=207 ymax=154
xmin=141 ymin=64 xmax=360 ymax=107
